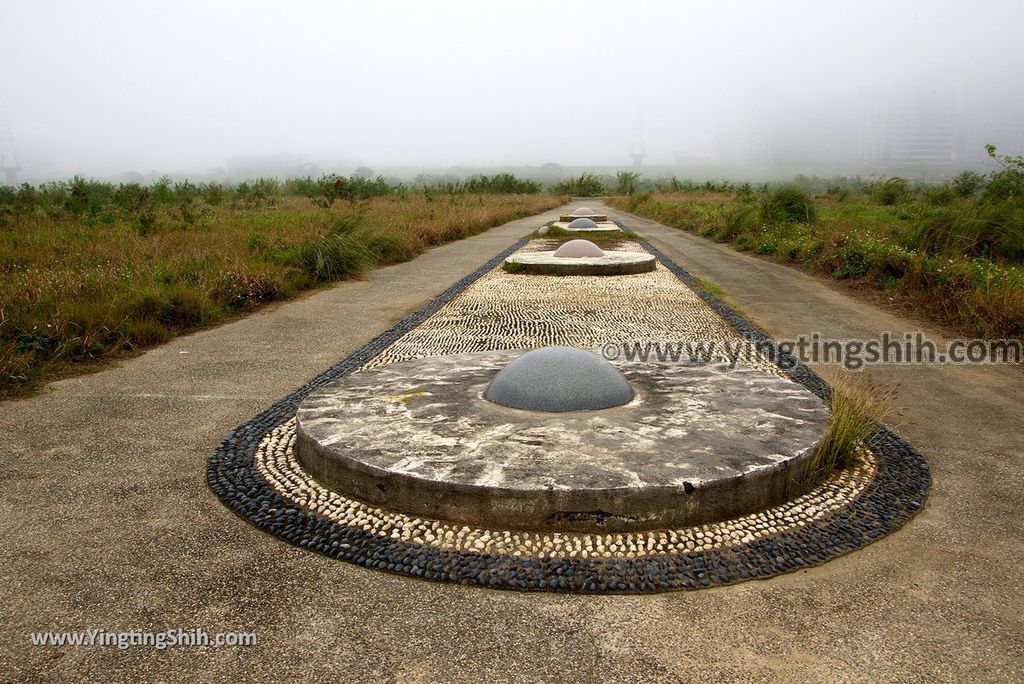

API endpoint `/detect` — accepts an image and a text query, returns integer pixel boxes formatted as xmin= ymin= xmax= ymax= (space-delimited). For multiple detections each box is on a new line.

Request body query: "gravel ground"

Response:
xmin=1 ymin=200 xmax=1022 ymax=683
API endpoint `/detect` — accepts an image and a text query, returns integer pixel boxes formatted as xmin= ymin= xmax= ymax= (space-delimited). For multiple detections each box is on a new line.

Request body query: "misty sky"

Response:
xmin=3 ymin=0 xmax=1023 ymax=177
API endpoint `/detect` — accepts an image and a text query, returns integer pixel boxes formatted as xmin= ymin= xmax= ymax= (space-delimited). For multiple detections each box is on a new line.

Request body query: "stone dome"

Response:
xmin=484 ymin=346 xmax=634 ymax=412
xmin=553 ymin=239 xmax=605 ymax=258
xmin=572 ymin=207 xmax=594 ymax=216
xmin=566 ymin=218 xmax=599 ymax=230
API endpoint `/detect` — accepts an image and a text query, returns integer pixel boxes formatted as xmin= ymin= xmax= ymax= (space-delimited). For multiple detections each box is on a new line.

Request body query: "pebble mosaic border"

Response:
xmin=207 ymin=228 xmax=930 ymax=593
xmin=255 ymin=418 xmax=877 ymax=559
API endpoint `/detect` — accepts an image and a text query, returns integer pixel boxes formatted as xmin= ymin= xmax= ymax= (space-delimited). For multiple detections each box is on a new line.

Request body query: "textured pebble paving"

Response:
xmin=364 ymin=240 xmax=778 ymax=373
xmin=207 ymin=235 xmax=931 ymax=592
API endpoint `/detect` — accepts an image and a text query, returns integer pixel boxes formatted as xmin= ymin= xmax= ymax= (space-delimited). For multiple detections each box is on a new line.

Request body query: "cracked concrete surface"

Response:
xmin=1 ymin=200 xmax=1022 ymax=682
xmin=295 ymin=352 xmax=828 ymax=531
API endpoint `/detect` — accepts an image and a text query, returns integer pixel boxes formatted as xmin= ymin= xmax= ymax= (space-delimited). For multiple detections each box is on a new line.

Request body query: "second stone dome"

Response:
xmin=553 ymin=239 xmax=605 ymax=258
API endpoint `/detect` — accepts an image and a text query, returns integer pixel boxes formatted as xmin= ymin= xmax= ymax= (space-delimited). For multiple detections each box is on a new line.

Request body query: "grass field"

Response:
xmin=0 ymin=180 xmax=563 ymax=398
xmin=609 ymin=176 xmax=1024 ymax=340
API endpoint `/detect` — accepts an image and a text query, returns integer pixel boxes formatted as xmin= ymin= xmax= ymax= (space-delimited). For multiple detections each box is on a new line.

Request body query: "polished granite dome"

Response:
xmin=484 ymin=346 xmax=634 ymax=412
xmin=572 ymin=207 xmax=594 ymax=215
xmin=566 ymin=218 xmax=599 ymax=230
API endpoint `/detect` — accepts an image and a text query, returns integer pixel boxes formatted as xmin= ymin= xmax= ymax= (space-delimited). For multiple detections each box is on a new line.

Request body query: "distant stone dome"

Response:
xmin=538 ymin=225 xmax=551 ymax=235
xmin=484 ymin=346 xmax=634 ymax=413
xmin=572 ymin=207 xmax=594 ymax=216
xmin=566 ymin=218 xmax=599 ymax=230
xmin=553 ymin=239 xmax=605 ymax=258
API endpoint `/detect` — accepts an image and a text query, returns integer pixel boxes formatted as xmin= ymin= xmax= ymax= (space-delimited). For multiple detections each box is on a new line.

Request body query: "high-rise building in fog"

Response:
xmin=883 ymin=88 xmax=959 ymax=170
xmin=715 ymin=76 xmax=1024 ymax=176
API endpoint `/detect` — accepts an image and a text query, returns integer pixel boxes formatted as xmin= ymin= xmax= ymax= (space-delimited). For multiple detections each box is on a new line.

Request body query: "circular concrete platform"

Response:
xmin=503 ymin=250 xmax=656 ymax=276
xmin=295 ymin=351 xmax=829 ymax=532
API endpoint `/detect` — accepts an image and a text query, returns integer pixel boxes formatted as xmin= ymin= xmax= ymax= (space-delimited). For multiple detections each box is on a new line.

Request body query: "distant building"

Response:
xmin=713 ymin=77 xmax=1024 ymax=177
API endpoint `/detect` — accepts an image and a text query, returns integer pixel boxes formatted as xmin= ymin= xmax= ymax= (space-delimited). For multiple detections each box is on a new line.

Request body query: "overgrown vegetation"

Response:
xmin=550 ymin=173 xmax=606 ymax=197
xmin=0 ymin=175 xmax=563 ymax=398
xmin=610 ymin=147 xmax=1024 ymax=339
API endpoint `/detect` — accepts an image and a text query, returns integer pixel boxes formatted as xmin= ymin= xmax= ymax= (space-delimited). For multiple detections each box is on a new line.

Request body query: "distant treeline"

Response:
xmin=0 ymin=173 xmax=549 ymax=233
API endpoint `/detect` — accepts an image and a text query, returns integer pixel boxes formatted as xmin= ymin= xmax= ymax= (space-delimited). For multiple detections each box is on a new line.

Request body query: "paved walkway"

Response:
xmin=2 ymin=200 xmax=1021 ymax=682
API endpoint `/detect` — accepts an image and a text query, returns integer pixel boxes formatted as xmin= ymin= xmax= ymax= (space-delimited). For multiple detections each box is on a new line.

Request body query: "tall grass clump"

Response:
xmin=870 ymin=177 xmax=910 ymax=206
xmin=721 ymin=203 xmax=762 ymax=241
xmin=461 ymin=173 xmax=542 ymax=194
xmin=805 ymin=374 xmax=894 ymax=482
xmin=293 ymin=213 xmax=375 ymax=283
xmin=761 ymin=185 xmax=817 ymax=224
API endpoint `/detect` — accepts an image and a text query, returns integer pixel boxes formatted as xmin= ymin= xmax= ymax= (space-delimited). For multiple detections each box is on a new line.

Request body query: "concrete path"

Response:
xmin=2 ymin=200 xmax=1022 ymax=682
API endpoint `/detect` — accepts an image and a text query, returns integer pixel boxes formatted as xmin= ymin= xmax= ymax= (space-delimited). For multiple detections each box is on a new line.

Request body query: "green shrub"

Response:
xmin=121 ymin=319 xmax=172 ymax=347
xmin=128 ymin=285 xmax=217 ymax=327
xmin=982 ymin=146 xmax=1024 ymax=202
xmin=826 ymin=240 xmax=870 ymax=279
xmin=113 ymin=183 xmax=150 ymax=212
xmin=213 ymin=269 xmax=283 ymax=311
xmin=826 ymin=184 xmax=851 ymax=202
xmin=870 ymin=245 xmax=914 ymax=282
xmin=777 ymin=239 xmax=804 ymax=261
xmin=461 ymin=173 xmax=541 ymax=194
xmin=911 ymin=202 xmax=1024 ymax=260
xmin=735 ymin=183 xmax=755 ymax=201
xmin=951 ymin=170 xmax=985 ymax=198
xmin=136 ymin=204 xmax=158 ymax=235
xmin=616 ymin=170 xmax=642 ymax=195
xmin=762 ymin=185 xmax=817 ymax=224
xmin=550 ymin=173 xmax=606 ymax=196
xmin=200 ymin=183 xmax=225 ymax=206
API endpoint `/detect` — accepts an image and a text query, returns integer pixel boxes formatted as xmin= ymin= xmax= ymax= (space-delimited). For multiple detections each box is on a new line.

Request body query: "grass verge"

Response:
xmin=609 ymin=191 xmax=1024 ymax=339
xmin=0 ymin=191 xmax=564 ymax=398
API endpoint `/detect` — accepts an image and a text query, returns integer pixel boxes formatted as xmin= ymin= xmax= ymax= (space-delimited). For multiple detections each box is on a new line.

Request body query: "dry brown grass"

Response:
xmin=0 ymin=193 xmax=563 ymax=398
xmin=807 ymin=373 xmax=896 ymax=481
xmin=610 ymin=192 xmax=1024 ymax=338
